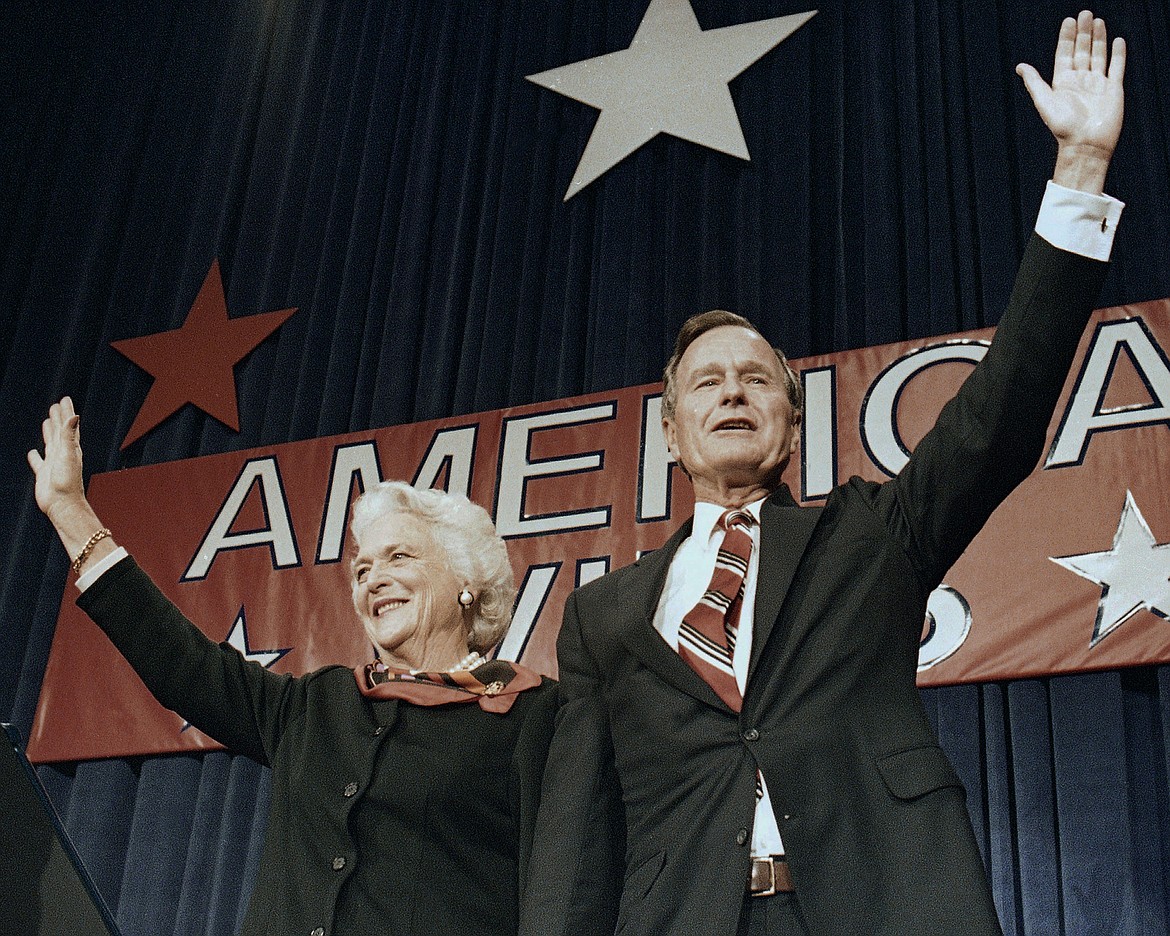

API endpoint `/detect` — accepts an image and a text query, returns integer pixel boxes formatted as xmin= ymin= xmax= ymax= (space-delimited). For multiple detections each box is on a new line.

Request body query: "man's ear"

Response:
xmin=662 ymin=415 xmax=680 ymax=462
xmin=788 ymin=411 xmax=802 ymax=456
xmin=662 ymin=414 xmax=692 ymax=480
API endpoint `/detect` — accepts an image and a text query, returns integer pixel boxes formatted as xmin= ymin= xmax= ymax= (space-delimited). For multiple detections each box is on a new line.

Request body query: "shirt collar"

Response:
xmin=692 ymin=496 xmax=766 ymax=543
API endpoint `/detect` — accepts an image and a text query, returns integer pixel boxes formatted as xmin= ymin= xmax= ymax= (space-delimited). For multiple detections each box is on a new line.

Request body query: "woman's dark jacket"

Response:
xmin=78 ymin=555 xmax=557 ymax=936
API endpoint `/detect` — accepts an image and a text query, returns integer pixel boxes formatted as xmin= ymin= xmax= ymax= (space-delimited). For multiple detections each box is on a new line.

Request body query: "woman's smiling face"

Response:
xmin=351 ymin=510 xmax=466 ymax=669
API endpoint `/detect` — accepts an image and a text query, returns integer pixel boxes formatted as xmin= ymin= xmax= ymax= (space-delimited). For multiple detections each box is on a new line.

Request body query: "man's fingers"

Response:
xmin=1015 ymin=63 xmax=1050 ymax=110
xmin=27 ymin=449 xmax=43 ymax=473
xmin=1073 ymin=10 xmax=1093 ymax=71
xmin=1109 ymin=36 xmax=1126 ymax=82
xmin=1054 ymin=16 xmax=1076 ymax=75
xmin=1057 ymin=15 xmax=1077 ymax=68
xmin=1091 ymin=18 xmax=1107 ymax=74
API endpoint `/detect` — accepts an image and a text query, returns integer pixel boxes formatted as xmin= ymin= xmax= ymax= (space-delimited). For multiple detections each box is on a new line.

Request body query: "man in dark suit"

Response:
xmin=526 ymin=11 xmax=1126 ymax=936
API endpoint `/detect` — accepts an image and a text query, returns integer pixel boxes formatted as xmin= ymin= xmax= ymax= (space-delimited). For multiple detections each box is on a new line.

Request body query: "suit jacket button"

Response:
xmin=310 ymin=928 xmax=325 ymax=936
xmin=373 ymin=726 xmax=384 ymax=736
xmin=343 ymin=782 xmax=359 ymax=797
xmin=736 ymin=828 xmax=749 ymax=846
xmin=332 ymin=856 xmax=347 ymax=871
xmin=743 ymin=728 xmax=759 ymax=742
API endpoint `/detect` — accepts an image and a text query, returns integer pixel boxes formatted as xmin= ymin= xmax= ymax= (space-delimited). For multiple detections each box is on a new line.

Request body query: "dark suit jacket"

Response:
xmin=78 ymin=557 xmax=558 ymax=936
xmin=535 ymin=234 xmax=1108 ymax=936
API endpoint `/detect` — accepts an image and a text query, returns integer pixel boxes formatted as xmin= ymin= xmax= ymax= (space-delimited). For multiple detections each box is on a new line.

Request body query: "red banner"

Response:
xmin=29 ymin=298 xmax=1170 ymax=762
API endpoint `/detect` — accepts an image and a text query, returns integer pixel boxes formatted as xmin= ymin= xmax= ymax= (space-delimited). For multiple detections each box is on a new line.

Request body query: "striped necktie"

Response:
xmin=677 ymin=509 xmax=755 ymax=711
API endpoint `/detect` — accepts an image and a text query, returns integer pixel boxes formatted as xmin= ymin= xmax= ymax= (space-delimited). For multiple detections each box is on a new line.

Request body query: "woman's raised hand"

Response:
xmin=27 ymin=397 xmax=113 ymax=566
xmin=27 ymin=397 xmax=87 ymax=518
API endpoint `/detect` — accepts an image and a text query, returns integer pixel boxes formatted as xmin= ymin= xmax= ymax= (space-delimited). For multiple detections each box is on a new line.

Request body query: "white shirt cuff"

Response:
xmin=1034 ymin=180 xmax=1123 ymax=262
xmin=76 ymin=546 xmax=129 ymax=593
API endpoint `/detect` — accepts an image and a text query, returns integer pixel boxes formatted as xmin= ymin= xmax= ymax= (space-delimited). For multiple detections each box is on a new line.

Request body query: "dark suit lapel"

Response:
xmin=749 ymin=487 xmax=823 ymax=680
xmin=614 ymin=518 xmax=736 ymax=712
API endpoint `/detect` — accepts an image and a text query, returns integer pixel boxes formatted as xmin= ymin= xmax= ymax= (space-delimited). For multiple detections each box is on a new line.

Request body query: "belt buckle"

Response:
xmin=751 ymin=857 xmax=778 ymax=897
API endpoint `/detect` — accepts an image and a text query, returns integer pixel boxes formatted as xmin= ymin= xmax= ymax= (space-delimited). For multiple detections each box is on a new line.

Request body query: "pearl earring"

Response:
xmin=457 ymin=588 xmax=474 ymax=608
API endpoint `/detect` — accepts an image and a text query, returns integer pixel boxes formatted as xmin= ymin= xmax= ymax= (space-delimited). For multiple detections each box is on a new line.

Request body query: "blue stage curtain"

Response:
xmin=2 ymin=1 xmax=1169 ymax=933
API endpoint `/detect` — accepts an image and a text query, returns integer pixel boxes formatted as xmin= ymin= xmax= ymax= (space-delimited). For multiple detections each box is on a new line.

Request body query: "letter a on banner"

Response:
xmin=1047 ymin=317 xmax=1170 ymax=468
xmin=184 ymin=457 xmax=300 ymax=580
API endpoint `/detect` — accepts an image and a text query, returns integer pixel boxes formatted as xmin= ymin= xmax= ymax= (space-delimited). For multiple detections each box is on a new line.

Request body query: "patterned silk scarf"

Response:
xmin=354 ymin=658 xmax=542 ymax=713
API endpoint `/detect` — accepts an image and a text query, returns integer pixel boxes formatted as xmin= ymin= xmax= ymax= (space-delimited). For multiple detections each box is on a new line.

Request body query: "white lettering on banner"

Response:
xmin=316 ymin=442 xmax=383 ymax=563
xmin=180 ymin=315 xmax=1170 ymax=582
xmin=1047 ymin=317 xmax=1170 ymax=468
xmin=861 ymin=341 xmax=989 ymax=476
xmin=918 ymin=585 xmax=972 ymax=672
xmin=494 ymin=402 xmax=617 ymax=537
xmin=576 ymin=557 xmax=611 ymax=587
xmin=413 ymin=424 xmax=478 ymax=495
xmin=801 ymin=366 xmax=836 ymax=500
xmin=639 ymin=394 xmax=675 ymax=522
xmin=496 ymin=563 xmax=561 ymax=661
xmin=184 ymin=457 xmax=301 ymax=581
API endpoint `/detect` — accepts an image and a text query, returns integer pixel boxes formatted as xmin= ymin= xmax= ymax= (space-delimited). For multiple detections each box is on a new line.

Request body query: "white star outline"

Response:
xmin=1050 ymin=491 xmax=1170 ymax=647
xmin=180 ymin=606 xmax=292 ymax=733
xmin=527 ymin=0 xmax=817 ymax=199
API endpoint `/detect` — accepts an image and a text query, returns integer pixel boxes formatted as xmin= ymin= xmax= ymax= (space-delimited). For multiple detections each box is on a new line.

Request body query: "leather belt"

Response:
xmin=748 ymin=855 xmax=794 ymax=896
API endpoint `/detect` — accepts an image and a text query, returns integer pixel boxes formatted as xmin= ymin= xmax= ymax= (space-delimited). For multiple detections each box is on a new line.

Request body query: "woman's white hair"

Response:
xmin=349 ymin=481 xmax=515 ymax=653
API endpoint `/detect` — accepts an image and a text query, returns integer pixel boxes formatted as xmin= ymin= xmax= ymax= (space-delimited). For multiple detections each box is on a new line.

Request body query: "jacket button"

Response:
xmin=310 ymin=928 xmax=325 ymax=936
xmin=742 ymin=728 xmax=759 ymax=742
xmin=736 ymin=828 xmax=749 ymax=846
xmin=373 ymin=726 xmax=384 ymax=736
xmin=332 ymin=856 xmax=347 ymax=871
xmin=343 ymin=782 xmax=359 ymax=797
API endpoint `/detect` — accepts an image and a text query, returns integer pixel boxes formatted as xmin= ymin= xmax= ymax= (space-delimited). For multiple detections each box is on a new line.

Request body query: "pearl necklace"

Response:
xmin=409 ymin=650 xmax=482 ymax=675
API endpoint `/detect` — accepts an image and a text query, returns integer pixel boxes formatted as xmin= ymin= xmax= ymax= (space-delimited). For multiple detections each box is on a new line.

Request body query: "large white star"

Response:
xmin=527 ymin=0 xmax=816 ymax=199
xmin=1051 ymin=491 xmax=1170 ymax=646
xmin=181 ymin=607 xmax=292 ymax=733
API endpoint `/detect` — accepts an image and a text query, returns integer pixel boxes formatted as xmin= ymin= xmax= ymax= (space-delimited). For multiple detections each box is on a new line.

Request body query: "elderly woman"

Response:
xmin=27 ymin=397 xmax=557 ymax=936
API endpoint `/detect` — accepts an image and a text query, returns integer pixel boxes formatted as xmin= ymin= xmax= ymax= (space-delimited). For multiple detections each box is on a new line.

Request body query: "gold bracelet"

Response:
xmin=71 ymin=528 xmax=112 ymax=576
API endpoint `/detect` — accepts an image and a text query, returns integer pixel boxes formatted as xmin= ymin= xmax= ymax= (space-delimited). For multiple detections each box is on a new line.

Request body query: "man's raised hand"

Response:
xmin=1016 ymin=10 xmax=1125 ymax=193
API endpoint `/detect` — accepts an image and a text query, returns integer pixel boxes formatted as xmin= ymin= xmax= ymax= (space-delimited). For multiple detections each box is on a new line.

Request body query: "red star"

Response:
xmin=111 ymin=261 xmax=296 ymax=449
